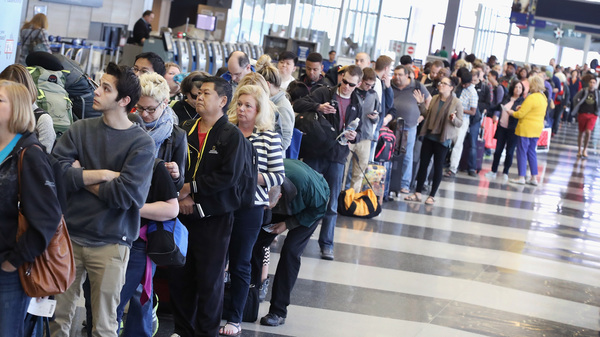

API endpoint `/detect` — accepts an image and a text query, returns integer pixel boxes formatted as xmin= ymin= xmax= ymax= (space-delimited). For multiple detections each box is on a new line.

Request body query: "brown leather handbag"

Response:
xmin=16 ymin=146 xmax=76 ymax=297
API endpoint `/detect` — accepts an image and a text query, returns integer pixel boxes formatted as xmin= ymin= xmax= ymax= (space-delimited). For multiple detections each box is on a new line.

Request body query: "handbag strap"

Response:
xmin=350 ymin=150 xmax=376 ymax=193
xmin=16 ymin=145 xmax=43 ymax=237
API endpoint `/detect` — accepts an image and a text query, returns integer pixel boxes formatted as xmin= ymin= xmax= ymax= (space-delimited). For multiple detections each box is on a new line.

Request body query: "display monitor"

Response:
xmin=163 ymin=31 xmax=174 ymax=52
xmin=196 ymin=14 xmax=217 ymax=31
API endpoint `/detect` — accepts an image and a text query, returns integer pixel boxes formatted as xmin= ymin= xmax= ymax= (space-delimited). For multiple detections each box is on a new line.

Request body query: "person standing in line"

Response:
xmin=508 ymin=75 xmax=547 ymax=186
xmin=220 ymin=84 xmax=285 ymax=336
xmin=0 ymin=80 xmax=62 ymax=337
xmin=485 ymin=81 xmax=525 ymax=181
xmin=277 ymin=51 xmax=298 ymax=91
xmin=292 ymin=65 xmax=363 ymax=260
xmin=405 ymin=76 xmax=463 ymax=205
xmin=18 ymin=13 xmax=51 ymax=65
xmin=571 ymin=75 xmax=599 ymax=159
xmin=50 ymin=63 xmax=155 ymax=337
xmin=172 ymin=77 xmax=247 ymax=337
xmin=385 ymin=65 xmax=432 ymax=193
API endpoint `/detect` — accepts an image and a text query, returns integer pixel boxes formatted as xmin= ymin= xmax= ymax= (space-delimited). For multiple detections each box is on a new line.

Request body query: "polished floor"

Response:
xmin=86 ymin=120 xmax=599 ymax=337
xmin=222 ymin=121 xmax=600 ymax=337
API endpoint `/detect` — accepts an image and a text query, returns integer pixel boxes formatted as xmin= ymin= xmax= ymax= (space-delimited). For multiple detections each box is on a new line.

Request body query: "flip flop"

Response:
xmin=404 ymin=193 xmax=422 ymax=202
xmin=425 ymin=196 xmax=435 ymax=205
xmin=444 ymin=170 xmax=455 ymax=177
xmin=219 ymin=322 xmax=242 ymax=336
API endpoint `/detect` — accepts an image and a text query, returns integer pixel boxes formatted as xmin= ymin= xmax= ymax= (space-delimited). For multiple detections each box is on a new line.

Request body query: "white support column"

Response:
xmin=525 ymin=25 xmax=535 ymax=64
xmin=583 ymin=33 xmax=591 ymax=66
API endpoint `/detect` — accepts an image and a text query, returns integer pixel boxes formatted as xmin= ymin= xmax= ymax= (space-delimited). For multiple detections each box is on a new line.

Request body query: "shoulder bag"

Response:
xmin=16 ymin=146 xmax=75 ymax=297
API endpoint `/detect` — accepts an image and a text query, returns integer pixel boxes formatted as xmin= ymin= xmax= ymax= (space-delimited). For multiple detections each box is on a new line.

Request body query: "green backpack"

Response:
xmin=27 ymin=66 xmax=73 ymax=138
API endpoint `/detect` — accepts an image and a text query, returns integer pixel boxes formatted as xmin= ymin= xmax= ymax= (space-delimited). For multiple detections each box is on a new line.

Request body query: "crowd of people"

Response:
xmin=1 ymin=12 xmax=599 ymax=337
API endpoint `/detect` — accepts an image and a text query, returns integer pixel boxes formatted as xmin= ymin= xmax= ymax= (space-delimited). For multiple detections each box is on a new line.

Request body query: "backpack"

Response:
xmin=28 ymin=66 xmax=73 ymax=138
xmin=374 ymin=126 xmax=396 ymax=162
xmin=237 ymin=136 xmax=259 ymax=209
xmin=294 ymin=111 xmax=337 ymax=159
xmin=55 ymin=54 xmax=100 ymax=119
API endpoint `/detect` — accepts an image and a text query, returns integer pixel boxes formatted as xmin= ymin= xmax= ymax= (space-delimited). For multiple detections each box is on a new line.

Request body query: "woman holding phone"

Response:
xmin=485 ymin=81 xmax=525 ymax=180
xmin=405 ymin=76 xmax=463 ymax=205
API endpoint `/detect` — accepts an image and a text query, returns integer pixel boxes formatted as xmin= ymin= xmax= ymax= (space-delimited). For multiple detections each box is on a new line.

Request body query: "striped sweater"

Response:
xmin=248 ymin=130 xmax=285 ymax=206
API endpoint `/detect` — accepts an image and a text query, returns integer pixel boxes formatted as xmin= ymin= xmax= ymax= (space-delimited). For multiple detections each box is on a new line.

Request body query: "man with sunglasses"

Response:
xmin=343 ymin=67 xmax=380 ymax=192
xmin=293 ymin=65 xmax=363 ymax=261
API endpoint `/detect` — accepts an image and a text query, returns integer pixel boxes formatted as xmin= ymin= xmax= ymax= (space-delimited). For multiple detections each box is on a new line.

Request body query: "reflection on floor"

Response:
xmin=151 ymin=122 xmax=598 ymax=337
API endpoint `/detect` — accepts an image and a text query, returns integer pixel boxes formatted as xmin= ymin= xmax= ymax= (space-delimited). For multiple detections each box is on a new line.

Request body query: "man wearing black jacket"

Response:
xmin=131 ymin=10 xmax=154 ymax=46
xmin=292 ymin=65 xmax=363 ymax=260
xmin=174 ymin=77 xmax=247 ymax=337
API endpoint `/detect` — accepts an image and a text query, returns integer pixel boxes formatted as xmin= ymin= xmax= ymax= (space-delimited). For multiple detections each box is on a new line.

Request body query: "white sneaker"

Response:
xmin=527 ymin=179 xmax=538 ymax=186
xmin=510 ymin=178 xmax=526 ymax=185
xmin=170 ymin=334 xmax=181 ymax=337
xmin=502 ymin=174 xmax=509 ymax=181
xmin=485 ymin=171 xmax=497 ymax=179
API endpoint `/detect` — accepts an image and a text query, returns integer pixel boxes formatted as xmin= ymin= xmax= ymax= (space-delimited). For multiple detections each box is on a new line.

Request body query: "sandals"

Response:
xmin=400 ymin=188 xmax=410 ymax=194
xmin=444 ymin=170 xmax=455 ymax=177
xmin=219 ymin=322 xmax=242 ymax=336
xmin=404 ymin=193 xmax=421 ymax=202
xmin=425 ymin=196 xmax=435 ymax=205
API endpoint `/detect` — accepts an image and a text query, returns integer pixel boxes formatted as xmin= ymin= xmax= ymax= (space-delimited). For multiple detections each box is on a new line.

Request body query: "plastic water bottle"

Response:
xmin=338 ymin=118 xmax=360 ymax=145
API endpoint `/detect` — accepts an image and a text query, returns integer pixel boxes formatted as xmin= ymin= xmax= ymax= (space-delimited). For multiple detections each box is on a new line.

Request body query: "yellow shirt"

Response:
xmin=512 ymin=92 xmax=547 ymax=138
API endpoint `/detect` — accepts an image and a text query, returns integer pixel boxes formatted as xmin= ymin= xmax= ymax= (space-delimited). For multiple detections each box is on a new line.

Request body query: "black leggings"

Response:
xmin=415 ymin=137 xmax=449 ymax=198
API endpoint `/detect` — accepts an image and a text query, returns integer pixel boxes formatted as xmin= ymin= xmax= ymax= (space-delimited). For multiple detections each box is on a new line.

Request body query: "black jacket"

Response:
xmin=293 ymin=85 xmax=362 ymax=163
xmin=157 ymin=125 xmax=187 ymax=191
xmin=0 ymin=132 xmax=62 ymax=268
xmin=180 ymin=114 xmax=247 ymax=219
xmin=131 ymin=18 xmax=151 ymax=45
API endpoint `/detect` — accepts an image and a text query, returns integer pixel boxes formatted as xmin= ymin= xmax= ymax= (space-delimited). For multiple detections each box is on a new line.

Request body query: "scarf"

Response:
xmin=141 ymin=106 xmax=174 ymax=157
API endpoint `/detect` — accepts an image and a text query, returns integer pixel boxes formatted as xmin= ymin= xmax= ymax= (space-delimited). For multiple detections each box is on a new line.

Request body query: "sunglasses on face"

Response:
xmin=342 ymin=78 xmax=357 ymax=87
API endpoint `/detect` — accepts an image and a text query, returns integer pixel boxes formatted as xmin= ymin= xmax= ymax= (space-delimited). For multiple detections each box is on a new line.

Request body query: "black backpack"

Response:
xmin=236 ymin=136 xmax=259 ymax=209
xmin=55 ymin=55 xmax=100 ymax=120
xmin=294 ymin=111 xmax=337 ymax=159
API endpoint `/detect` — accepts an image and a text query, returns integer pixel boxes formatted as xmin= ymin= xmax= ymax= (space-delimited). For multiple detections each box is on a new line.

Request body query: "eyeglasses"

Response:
xmin=438 ymin=82 xmax=451 ymax=87
xmin=364 ymin=82 xmax=375 ymax=89
xmin=135 ymin=102 xmax=163 ymax=114
xmin=133 ymin=67 xmax=151 ymax=75
xmin=342 ymin=78 xmax=358 ymax=87
xmin=189 ymin=93 xmax=198 ymax=100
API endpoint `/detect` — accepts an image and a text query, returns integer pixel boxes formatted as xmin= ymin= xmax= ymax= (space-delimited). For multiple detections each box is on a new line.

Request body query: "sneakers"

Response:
xmin=485 ymin=171 xmax=497 ymax=179
xmin=260 ymin=313 xmax=286 ymax=326
xmin=152 ymin=294 xmax=159 ymax=336
xmin=320 ymin=247 xmax=334 ymax=260
xmin=468 ymin=170 xmax=477 ymax=177
xmin=527 ymin=179 xmax=538 ymax=186
xmin=502 ymin=173 xmax=509 ymax=181
xmin=510 ymin=177 xmax=526 ymax=185
xmin=259 ymin=277 xmax=270 ymax=302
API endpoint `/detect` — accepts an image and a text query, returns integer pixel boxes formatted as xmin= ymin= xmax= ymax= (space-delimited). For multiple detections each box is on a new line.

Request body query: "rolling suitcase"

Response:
xmin=458 ymin=136 xmax=485 ymax=172
xmin=388 ymin=117 xmax=406 ymax=194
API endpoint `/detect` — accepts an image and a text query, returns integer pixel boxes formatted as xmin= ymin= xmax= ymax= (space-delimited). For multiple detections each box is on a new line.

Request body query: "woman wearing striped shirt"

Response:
xmin=222 ymin=84 xmax=285 ymax=336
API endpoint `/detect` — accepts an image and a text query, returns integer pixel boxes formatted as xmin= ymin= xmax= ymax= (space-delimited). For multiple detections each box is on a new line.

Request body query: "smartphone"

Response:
xmin=262 ymin=223 xmax=276 ymax=233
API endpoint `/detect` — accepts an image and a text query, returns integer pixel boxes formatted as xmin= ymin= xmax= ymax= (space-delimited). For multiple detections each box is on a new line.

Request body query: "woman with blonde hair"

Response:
xmin=508 ymin=75 xmax=548 ymax=185
xmin=0 ymin=64 xmax=55 ymax=153
xmin=256 ymin=54 xmax=294 ymax=150
xmin=19 ymin=13 xmax=51 ymax=65
xmin=221 ymin=84 xmax=284 ymax=336
xmin=0 ymin=80 xmax=62 ymax=336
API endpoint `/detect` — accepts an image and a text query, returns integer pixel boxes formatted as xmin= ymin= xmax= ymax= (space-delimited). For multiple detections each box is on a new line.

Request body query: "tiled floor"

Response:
xmin=151 ymin=121 xmax=598 ymax=336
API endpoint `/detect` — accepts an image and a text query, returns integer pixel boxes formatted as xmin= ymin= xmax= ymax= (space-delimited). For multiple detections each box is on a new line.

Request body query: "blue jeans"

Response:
xmin=117 ymin=239 xmax=154 ymax=337
xmin=516 ymin=136 xmax=539 ymax=177
xmin=227 ymin=205 xmax=264 ymax=323
xmin=400 ymin=126 xmax=417 ymax=190
xmin=467 ymin=120 xmax=481 ymax=172
xmin=303 ymin=157 xmax=344 ymax=249
xmin=0 ymin=269 xmax=29 ymax=337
